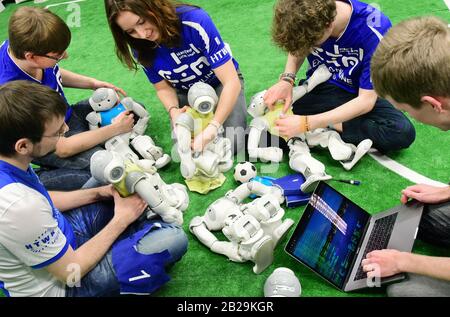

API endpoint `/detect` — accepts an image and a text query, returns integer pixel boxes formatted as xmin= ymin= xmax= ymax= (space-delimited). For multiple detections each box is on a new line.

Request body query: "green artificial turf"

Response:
xmin=0 ymin=0 xmax=449 ymax=297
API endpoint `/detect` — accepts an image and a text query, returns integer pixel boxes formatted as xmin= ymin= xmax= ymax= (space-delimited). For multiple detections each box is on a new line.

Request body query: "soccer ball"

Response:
xmin=233 ymin=161 xmax=257 ymax=183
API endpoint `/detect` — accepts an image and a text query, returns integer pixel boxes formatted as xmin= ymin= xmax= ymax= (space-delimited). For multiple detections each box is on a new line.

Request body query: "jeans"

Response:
xmin=387 ymin=202 xmax=450 ymax=297
xmin=33 ymin=100 xmax=104 ymax=191
xmin=292 ymin=82 xmax=416 ymax=153
xmin=63 ymin=201 xmax=188 ymax=297
xmin=176 ymin=72 xmax=248 ymax=155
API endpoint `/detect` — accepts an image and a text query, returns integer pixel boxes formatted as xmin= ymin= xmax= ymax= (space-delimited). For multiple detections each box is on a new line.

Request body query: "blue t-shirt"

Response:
xmin=142 ymin=7 xmax=239 ymax=91
xmin=0 ymin=40 xmax=72 ymax=121
xmin=306 ymin=0 xmax=392 ymax=94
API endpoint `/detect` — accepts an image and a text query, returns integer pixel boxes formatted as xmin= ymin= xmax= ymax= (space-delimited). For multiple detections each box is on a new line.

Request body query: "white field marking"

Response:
xmin=45 ymin=0 xmax=86 ymax=9
xmin=444 ymin=0 xmax=450 ymax=11
xmin=368 ymin=149 xmax=448 ymax=187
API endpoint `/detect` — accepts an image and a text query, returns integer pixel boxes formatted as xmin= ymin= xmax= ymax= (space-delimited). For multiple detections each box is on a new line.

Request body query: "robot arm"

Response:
xmin=121 ymin=97 xmax=150 ymax=137
xmin=131 ymin=135 xmax=171 ymax=169
xmin=85 ymin=111 xmax=102 ymax=130
xmin=248 ymin=117 xmax=283 ymax=163
xmin=175 ymin=113 xmax=196 ymax=179
xmin=226 ymin=181 xmax=284 ymax=205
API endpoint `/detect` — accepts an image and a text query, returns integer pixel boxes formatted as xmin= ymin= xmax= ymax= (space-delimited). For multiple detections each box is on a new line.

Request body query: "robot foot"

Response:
xmin=155 ymin=154 xmax=171 ymax=169
xmin=252 ymin=236 xmax=274 ymax=274
xmin=180 ymin=159 xmax=196 ymax=179
xmin=300 ymin=173 xmax=332 ymax=193
xmin=257 ymin=147 xmax=283 ymax=163
xmin=340 ymin=139 xmax=373 ymax=171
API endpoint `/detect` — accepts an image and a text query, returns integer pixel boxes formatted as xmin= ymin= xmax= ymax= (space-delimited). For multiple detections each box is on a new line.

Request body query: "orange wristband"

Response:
xmin=300 ymin=115 xmax=310 ymax=132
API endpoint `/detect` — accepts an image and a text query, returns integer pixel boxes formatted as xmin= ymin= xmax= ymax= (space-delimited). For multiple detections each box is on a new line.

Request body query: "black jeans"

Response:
xmin=292 ymin=82 xmax=416 ymax=153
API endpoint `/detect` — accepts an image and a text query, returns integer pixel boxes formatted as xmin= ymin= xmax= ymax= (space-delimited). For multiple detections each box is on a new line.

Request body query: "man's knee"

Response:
xmin=419 ymin=202 xmax=450 ymax=247
xmin=368 ymin=117 xmax=416 ymax=153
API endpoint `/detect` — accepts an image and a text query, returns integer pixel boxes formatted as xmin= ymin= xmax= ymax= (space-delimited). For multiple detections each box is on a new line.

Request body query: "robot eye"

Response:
xmin=107 ymin=99 xmax=110 ymax=102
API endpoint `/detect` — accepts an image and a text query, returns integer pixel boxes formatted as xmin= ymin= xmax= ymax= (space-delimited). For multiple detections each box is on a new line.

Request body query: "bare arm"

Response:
xmin=60 ymin=68 xmax=126 ymax=96
xmin=153 ymin=79 xmax=188 ymax=125
xmin=308 ymin=88 xmax=378 ymax=131
xmin=54 ymin=111 xmax=134 ymax=158
xmin=46 ymin=191 xmax=147 ymax=284
xmin=210 ymin=59 xmax=241 ymax=125
xmin=49 ymin=185 xmax=113 ymax=212
xmin=363 ymin=250 xmax=450 ymax=282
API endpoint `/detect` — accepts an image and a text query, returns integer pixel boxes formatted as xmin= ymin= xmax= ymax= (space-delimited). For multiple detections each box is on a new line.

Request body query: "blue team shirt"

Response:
xmin=0 ymin=40 xmax=72 ymax=121
xmin=142 ymin=7 xmax=239 ymax=91
xmin=306 ymin=0 xmax=392 ymax=94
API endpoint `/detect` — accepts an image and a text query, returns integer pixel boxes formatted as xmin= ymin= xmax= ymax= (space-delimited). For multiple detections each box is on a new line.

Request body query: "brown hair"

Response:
xmin=371 ymin=16 xmax=450 ymax=108
xmin=0 ymin=81 xmax=67 ymax=157
xmin=105 ymin=0 xmax=194 ymax=70
xmin=272 ymin=0 xmax=336 ymax=57
xmin=8 ymin=6 xmax=71 ymax=59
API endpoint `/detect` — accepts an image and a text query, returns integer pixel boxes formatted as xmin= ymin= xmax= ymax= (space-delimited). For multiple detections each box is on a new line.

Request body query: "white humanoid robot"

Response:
xmin=247 ymin=65 xmax=373 ymax=192
xmin=90 ymin=149 xmax=189 ymax=225
xmin=87 ymin=88 xmax=171 ymax=169
xmin=189 ymin=180 xmax=294 ymax=274
xmin=174 ymin=82 xmax=233 ymax=187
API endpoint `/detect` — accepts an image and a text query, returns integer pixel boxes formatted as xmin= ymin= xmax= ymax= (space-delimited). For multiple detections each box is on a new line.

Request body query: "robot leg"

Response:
xmin=248 ymin=117 xmax=283 ymax=163
xmin=288 ymin=137 xmax=332 ymax=193
xmin=205 ymin=136 xmax=233 ymax=173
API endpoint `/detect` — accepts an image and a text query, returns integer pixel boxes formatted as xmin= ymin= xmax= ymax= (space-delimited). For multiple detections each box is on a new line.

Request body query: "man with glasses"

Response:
xmin=0 ymin=6 xmax=134 ymax=191
xmin=0 ymin=81 xmax=188 ymax=297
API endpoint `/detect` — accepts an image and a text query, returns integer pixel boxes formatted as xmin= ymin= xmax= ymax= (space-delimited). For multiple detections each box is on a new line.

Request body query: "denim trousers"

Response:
xmin=63 ymin=201 xmax=188 ymax=297
xmin=33 ymin=100 xmax=103 ymax=191
xmin=292 ymin=82 xmax=416 ymax=153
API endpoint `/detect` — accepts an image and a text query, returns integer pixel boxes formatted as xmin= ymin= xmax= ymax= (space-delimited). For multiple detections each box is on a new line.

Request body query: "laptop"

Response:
xmin=285 ymin=181 xmax=423 ymax=291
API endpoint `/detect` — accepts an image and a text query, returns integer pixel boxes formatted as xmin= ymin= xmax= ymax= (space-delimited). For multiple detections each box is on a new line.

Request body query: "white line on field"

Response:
xmin=45 ymin=0 xmax=86 ymax=9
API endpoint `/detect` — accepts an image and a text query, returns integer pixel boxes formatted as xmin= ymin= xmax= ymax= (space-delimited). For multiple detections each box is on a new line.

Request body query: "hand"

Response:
xmin=91 ymin=79 xmax=127 ymax=97
xmin=263 ymin=80 xmax=293 ymax=112
xmin=111 ymin=110 xmax=134 ymax=134
xmin=400 ymin=184 xmax=450 ymax=204
xmin=192 ymin=124 xmax=218 ymax=152
xmin=275 ymin=114 xmax=307 ymax=139
xmin=112 ymin=190 xmax=148 ymax=227
xmin=169 ymin=105 xmax=189 ymax=128
xmin=95 ymin=185 xmax=115 ymax=201
xmin=361 ymin=249 xmax=406 ymax=278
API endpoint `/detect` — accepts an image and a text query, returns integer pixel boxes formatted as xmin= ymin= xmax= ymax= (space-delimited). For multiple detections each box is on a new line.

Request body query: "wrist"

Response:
xmin=299 ymin=115 xmax=310 ymax=132
xmin=168 ymin=105 xmax=179 ymax=116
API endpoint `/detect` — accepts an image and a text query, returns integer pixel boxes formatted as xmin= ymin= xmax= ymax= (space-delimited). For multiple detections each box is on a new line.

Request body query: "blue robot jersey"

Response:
xmin=142 ymin=7 xmax=239 ymax=91
xmin=306 ymin=0 xmax=392 ymax=94
xmin=0 ymin=40 xmax=71 ymax=121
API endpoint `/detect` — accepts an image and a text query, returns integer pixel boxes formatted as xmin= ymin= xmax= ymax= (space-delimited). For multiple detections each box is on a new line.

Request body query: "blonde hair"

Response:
xmin=8 ymin=6 xmax=71 ymax=59
xmin=272 ymin=0 xmax=336 ymax=57
xmin=371 ymin=16 xmax=450 ymax=108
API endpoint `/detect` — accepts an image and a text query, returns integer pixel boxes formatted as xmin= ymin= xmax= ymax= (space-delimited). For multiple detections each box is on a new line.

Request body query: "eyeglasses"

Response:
xmin=42 ymin=123 xmax=69 ymax=139
xmin=37 ymin=51 xmax=67 ymax=62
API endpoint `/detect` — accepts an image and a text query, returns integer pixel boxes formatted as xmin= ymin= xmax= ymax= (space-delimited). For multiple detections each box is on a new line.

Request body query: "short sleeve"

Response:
xmin=0 ymin=186 xmax=69 ymax=269
xmin=184 ymin=9 xmax=232 ymax=69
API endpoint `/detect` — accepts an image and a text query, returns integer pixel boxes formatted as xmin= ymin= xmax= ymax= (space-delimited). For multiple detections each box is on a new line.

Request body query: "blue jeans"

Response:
xmin=33 ymin=100 xmax=103 ymax=191
xmin=292 ymin=82 xmax=416 ymax=153
xmin=63 ymin=201 xmax=188 ymax=297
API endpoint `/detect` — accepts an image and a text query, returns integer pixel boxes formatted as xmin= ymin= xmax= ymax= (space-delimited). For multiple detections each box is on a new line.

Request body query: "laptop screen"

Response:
xmin=285 ymin=181 xmax=371 ymax=289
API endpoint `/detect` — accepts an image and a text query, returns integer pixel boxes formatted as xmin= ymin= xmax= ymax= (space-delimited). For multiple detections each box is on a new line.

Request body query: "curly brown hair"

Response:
xmin=105 ymin=0 xmax=195 ymax=70
xmin=272 ymin=0 xmax=336 ymax=57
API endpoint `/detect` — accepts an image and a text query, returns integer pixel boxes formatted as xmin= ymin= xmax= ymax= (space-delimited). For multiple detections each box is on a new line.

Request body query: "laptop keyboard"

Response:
xmin=354 ymin=213 xmax=398 ymax=281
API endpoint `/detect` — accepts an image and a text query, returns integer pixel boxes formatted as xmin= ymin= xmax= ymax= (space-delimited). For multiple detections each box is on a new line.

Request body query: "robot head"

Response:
xmin=188 ymin=82 xmax=218 ymax=115
xmin=90 ymin=150 xmax=125 ymax=184
xmin=248 ymin=90 xmax=269 ymax=118
xmin=264 ymin=267 xmax=301 ymax=297
xmin=89 ymin=88 xmax=119 ymax=112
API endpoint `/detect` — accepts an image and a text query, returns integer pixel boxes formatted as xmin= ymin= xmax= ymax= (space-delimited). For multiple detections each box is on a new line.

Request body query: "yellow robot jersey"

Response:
xmin=114 ymin=161 xmax=144 ymax=197
xmin=186 ymin=107 xmax=214 ymax=137
xmin=264 ymin=103 xmax=294 ymax=141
